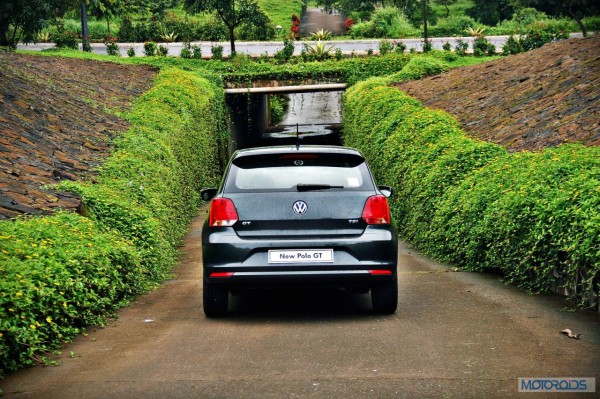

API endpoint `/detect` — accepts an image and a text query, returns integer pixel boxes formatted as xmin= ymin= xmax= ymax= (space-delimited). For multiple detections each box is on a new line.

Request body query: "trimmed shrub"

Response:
xmin=342 ymin=78 xmax=600 ymax=310
xmin=273 ymin=38 xmax=295 ymax=63
xmin=379 ymin=39 xmax=394 ymax=55
xmin=473 ymin=37 xmax=496 ymax=56
xmin=0 ymin=68 xmax=227 ymax=375
xmin=143 ymin=41 xmax=157 ymax=57
xmin=386 ymin=55 xmax=450 ymax=82
xmin=53 ymin=30 xmax=79 ymax=49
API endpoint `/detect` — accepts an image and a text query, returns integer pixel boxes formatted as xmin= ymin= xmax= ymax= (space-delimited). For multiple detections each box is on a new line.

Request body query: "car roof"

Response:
xmin=232 ymin=145 xmax=364 ymax=159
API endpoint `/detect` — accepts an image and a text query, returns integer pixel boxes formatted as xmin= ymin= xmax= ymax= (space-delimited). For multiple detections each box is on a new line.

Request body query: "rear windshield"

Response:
xmin=224 ymin=153 xmax=375 ymax=192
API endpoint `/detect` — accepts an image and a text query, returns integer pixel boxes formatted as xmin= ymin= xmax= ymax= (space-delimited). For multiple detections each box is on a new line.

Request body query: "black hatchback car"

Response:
xmin=201 ymin=145 xmax=398 ymax=316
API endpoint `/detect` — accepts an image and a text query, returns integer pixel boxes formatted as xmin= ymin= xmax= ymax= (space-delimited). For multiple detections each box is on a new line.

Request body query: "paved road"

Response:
xmin=15 ymin=37 xmax=499 ymax=57
xmin=16 ymin=34 xmax=584 ymax=58
xmin=1 ymin=214 xmax=598 ymax=398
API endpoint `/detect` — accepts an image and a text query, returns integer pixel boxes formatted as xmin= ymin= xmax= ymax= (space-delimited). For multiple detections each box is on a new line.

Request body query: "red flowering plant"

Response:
xmin=290 ymin=14 xmax=300 ymax=38
xmin=344 ymin=18 xmax=355 ymax=31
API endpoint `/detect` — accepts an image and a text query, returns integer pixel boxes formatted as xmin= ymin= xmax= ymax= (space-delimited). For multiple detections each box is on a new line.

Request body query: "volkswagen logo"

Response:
xmin=292 ymin=200 xmax=308 ymax=215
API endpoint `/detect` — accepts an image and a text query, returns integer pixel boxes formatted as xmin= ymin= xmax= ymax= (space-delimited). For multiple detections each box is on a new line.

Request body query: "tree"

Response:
xmin=466 ymin=0 xmax=514 ymax=25
xmin=85 ymin=0 xmax=131 ymax=37
xmin=133 ymin=0 xmax=180 ymax=21
xmin=0 ymin=0 xmax=74 ymax=47
xmin=420 ymin=0 xmax=431 ymax=50
xmin=183 ymin=0 xmax=267 ymax=53
xmin=434 ymin=0 xmax=458 ymax=18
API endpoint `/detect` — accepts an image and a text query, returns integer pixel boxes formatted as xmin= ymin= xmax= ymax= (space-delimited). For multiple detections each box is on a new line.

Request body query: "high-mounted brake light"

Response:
xmin=279 ymin=154 xmax=318 ymax=159
xmin=362 ymin=195 xmax=391 ymax=225
xmin=209 ymin=198 xmax=239 ymax=227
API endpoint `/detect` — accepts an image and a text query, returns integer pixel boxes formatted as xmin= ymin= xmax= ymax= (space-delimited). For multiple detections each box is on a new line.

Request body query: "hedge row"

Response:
xmin=343 ymin=77 xmax=600 ymax=309
xmin=0 ymin=68 xmax=227 ymax=374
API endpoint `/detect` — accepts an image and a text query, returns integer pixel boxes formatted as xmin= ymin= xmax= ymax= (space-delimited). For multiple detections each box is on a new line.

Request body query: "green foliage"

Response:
xmin=302 ymin=40 xmax=334 ymax=61
xmin=378 ymin=38 xmax=394 ymax=55
xmin=104 ymin=36 xmax=120 ymax=56
xmin=473 ymin=36 xmax=496 ymax=56
xmin=466 ymin=0 xmax=514 ymax=26
xmin=116 ymin=12 xmax=229 ymax=43
xmin=350 ymin=6 xmax=418 ymax=38
xmin=256 ymin=0 xmax=305 ymax=32
xmin=211 ymin=44 xmax=224 ymax=60
xmin=180 ymin=42 xmax=193 ymax=58
xmin=385 ymin=55 xmax=450 ymax=83
xmin=0 ymin=212 xmax=143 ymax=372
xmin=454 ymin=38 xmax=468 ymax=56
xmin=501 ymin=35 xmax=523 ymax=55
xmin=53 ymin=29 xmax=79 ymax=49
xmin=394 ymin=40 xmax=407 ymax=53
xmin=582 ymin=15 xmax=600 ymax=31
xmin=269 ymin=94 xmax=289 ymax=124
xmin=235 ymin=8 xmax=275 ymax=41
xmin=183 ymin=0 xmax=271 ymax=51
xmin=519 ymin=22 xmax=569 ymax=50
xmin=0 ymin=0 xmax=72 ymax=47
xmin=180 ymin=42 xmax=202 ymax=59
xmin=273 ymin=38 xmax=295 ymax=63
xmin=127 ymin=47 xmax=136 ymax=57
xmin=194 ymin=14 xmax=228 ymax=41
xmin=343 ymin=78 xmax=600 ymax=310
xmin=310 ymin=28 xmax=332 ymax=40
xmin=157 ymin=44 xmax=169 ymax=56
xmin=428 ymin=15 xmax=477 ymax=36
xmin=433 ymin=0 xmax=459 ymax=18
xmin=0 ymin=68 xmax=227 ymax=375
xmin=143 ymin=41 xmax=157 ymax=56
xmin=501 ymin=22 xmax=569 ymax=55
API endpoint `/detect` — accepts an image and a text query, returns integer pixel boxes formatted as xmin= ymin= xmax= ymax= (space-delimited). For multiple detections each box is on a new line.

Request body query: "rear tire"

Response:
xmin=371 ymin=278 xmax=398 ymax=314
xmin=203 ymin=279 xmax=229 ymax=317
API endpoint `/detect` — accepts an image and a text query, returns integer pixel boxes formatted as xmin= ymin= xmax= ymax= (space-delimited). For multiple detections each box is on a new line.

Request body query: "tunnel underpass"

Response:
xmin=225 ymin=84 xmax=345 ymax=150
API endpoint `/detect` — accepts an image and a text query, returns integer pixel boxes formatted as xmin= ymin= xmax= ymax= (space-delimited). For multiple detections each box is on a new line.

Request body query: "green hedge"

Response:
xmin=0 ymin=68 xmax=227 ymax=374
xmin=343 ymin=78 xmax=600 ymax=309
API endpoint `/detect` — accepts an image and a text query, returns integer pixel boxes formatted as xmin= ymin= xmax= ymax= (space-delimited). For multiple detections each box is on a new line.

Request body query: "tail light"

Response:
xmin=209 ymin=198 xmax=239 ymax=227
xmin=362 ymin=195 xmax=391 ymax=225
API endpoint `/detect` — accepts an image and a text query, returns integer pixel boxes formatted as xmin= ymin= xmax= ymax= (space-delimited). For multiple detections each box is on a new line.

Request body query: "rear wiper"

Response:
xmin=296 ymin=183 xmax=344 ymax=191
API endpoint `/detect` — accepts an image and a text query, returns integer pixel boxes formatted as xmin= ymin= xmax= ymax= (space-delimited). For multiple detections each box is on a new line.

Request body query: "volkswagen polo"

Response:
xmin=201 ymin=145 xmax=398 ymax=316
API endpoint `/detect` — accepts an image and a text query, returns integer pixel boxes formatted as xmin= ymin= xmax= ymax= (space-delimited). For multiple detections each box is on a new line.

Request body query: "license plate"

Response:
xmin=268 ymin=249 xmax=334 ymax=263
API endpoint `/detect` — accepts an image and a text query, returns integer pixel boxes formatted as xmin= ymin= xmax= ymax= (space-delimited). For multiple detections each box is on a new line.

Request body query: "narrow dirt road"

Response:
xmin=1 ymin=214 xmax=599 ymax=398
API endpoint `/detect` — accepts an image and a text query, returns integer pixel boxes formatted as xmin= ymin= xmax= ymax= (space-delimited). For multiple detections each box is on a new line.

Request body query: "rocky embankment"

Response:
xmin=0 ymin=53 xmax=156 ymax=219
xmin=395 ymin=34 xmax=600 ymax=152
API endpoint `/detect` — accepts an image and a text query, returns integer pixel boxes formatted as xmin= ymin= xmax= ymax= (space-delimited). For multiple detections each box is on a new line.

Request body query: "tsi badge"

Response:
xmin=518 ymin=378 xmax=595 ymax=393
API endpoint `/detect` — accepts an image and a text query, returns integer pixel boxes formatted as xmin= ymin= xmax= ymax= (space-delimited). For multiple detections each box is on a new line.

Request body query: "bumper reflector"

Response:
xmin=209 ymin=272 xmax=235 ymax=278
xmin=368 ymin=270 xmax=393 ymax=275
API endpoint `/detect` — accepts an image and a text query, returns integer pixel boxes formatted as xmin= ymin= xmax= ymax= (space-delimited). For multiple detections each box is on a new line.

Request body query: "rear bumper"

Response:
xmin=202 ymin=224 xmax=397 ymax=289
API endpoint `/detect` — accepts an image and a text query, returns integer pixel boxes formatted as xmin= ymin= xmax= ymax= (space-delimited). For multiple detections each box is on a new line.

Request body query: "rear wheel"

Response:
xmin=203 ymin=279 xmax=229 ymax=317
xmin=371 ymin=278 xmax=398 ymax=314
